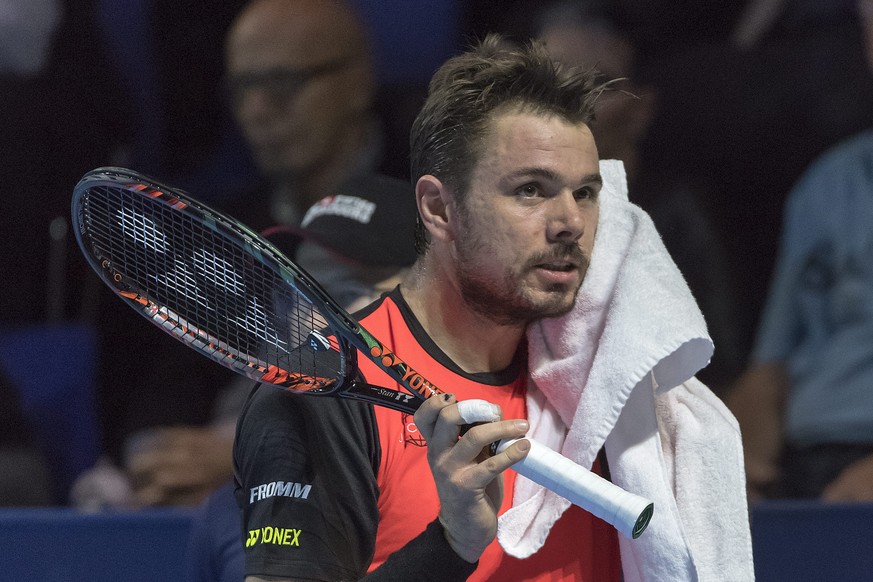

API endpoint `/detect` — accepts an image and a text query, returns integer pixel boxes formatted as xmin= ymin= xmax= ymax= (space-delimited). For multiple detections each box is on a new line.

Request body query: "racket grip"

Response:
xmin=495 ymin=437 xmax=654 ymax=539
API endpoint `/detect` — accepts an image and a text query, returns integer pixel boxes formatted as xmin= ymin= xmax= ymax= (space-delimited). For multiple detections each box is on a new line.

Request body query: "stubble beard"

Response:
xmin=455 ymin=237 xmax=589 ymax=327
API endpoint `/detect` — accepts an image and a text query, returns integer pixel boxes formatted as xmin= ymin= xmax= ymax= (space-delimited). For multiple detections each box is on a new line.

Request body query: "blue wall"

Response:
xmin=0 ymin=509 xmax=194 ymax=582
xmin=1 ymin=501 xmax=871 ymax=581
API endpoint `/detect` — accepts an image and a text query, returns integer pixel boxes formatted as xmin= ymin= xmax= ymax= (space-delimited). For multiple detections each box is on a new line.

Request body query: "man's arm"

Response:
xmin=724 ymin=362 xmax=789 ymax=500
xmin=244 ymin=517 xmax=478 ymax=582
xmin=822 ymin=454 xmax=873 ymax=501
xmin=236 ymin=386 xmax=518 ymax=581
xmin=412 ymin=393 xmax=531 ymax=562
xmin=126 ymin=424 xmax=234 ymax=506
xmin=235 ymin=385 xmax=381 ymax=581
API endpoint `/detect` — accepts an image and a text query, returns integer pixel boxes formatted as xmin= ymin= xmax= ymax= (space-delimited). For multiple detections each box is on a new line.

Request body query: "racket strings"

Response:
xmin=79 ymin=184 xmax=342 ymax=387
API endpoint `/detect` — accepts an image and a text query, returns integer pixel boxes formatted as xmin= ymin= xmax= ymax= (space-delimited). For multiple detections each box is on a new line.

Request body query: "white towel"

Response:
xmin=497 ymin=160 xmax=754 ymax=581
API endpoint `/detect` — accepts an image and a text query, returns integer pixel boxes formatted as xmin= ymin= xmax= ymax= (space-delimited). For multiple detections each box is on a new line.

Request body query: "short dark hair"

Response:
xmin=409 ymin=34 xmax=607 ymax=254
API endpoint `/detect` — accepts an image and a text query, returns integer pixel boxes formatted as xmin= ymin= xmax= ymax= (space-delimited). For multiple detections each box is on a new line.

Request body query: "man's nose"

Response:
xmin=546 ymin=191 xmax=585 ymax=243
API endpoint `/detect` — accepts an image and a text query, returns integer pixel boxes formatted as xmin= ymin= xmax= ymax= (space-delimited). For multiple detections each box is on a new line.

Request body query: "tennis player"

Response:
xmin=234 ymin=34 xmax=749 ymax=581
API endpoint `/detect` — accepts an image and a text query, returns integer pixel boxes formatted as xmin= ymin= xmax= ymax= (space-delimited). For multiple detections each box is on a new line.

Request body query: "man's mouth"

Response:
xmin=537 ymin=261 xmax=577 ymax=272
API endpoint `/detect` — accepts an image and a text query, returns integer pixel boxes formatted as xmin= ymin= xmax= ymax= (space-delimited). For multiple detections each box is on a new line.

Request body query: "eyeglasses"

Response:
xmin=224 ymin=59 xmax=351 ymax=109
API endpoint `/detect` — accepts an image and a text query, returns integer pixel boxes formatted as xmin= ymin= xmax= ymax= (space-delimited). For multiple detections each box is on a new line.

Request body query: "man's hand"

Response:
xmin=413 ymin=394 xmax=530 ymax=563
xmin=724 ymin=362 xmax=789 ymax=501
xmin=822 ymin=454 xmax=873 ymax=502
xmin=125 ymin=424 xmax=234 ymax=506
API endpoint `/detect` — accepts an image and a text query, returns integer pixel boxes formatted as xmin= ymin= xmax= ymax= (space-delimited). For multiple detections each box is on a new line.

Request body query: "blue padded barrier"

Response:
xmin=0 ymin=322 xmax=101 ymax=503
xmin=751 ymin=500 xmax=873 ymax=581
xmin=0 ymin=508 xmax=194 ymax=581
xmin=1 ymin=496 xmax=871 ymax=580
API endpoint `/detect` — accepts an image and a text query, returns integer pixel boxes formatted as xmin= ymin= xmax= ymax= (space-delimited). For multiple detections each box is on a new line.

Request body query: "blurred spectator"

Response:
xmin=525 ymin=0 xmax=744 ymax=392
xmin=94 ymin=0 xmax=459 ymax=197
xmin=221 ymin=0 xmax=384 ymax=230
xmin=726 ymin=0 xmax=873 ymax=502
xmin=628 ymin=0 xmax=873 ymax=360
xmin=727 ymin=128 xmax=873 ymax=501
xmin=264 ymin=173 xmax=416 ymax=311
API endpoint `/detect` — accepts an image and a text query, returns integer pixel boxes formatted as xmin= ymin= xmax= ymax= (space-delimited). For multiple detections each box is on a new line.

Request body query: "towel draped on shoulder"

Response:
xmin=497 ymin=160 xmax=754 ymax=582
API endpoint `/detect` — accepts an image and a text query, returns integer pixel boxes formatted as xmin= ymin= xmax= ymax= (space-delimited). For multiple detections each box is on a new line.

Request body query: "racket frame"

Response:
xmin=72 ymin=167 xmax=433 ymax=413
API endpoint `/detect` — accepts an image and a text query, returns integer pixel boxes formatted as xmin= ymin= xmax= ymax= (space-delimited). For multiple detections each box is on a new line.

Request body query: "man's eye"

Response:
xmin=517 ymin=184 xmax=540 ymax=198
xmin=574 ymin=187 xmax=597 ymax=201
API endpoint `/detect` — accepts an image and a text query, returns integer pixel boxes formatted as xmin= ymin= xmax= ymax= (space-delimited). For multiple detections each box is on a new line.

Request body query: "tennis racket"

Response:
xmin=71 ymin=166 xmax=653 ymax=539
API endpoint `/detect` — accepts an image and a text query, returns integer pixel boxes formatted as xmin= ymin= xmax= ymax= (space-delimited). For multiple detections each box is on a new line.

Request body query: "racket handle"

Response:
xmin=495 ymin=437 xmax=653 ymax=539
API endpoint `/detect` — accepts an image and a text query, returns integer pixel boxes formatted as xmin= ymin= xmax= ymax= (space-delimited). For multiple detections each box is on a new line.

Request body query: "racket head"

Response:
xmin=71 ymin=166 xmax=359 ymax=397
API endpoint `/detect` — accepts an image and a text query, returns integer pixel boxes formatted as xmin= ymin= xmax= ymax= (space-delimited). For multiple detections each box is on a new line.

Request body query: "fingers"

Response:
xmin=413 ymin=396 xmax=532 ymax=563
xmin=415 ymin=395 xmax=529 ymax=456
xmin=414 ymin=392 xmax=457 ymax=443
xmin=451 ymin=420 xmax=530 ymax=466
xmin=414 ymin=395 xmax=530 ymax=486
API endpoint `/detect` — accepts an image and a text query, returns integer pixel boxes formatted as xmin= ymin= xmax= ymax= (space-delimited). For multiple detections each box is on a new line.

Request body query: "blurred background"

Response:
xmin=1 ymin=0 xmax=872 ymax=580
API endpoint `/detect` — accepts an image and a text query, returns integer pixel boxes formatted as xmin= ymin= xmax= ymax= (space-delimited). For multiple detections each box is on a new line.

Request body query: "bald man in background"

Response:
xmin=77 ymin=0 xmax=406 ymax=512
xmin=223 ymin=0 xmax=384 ymax=229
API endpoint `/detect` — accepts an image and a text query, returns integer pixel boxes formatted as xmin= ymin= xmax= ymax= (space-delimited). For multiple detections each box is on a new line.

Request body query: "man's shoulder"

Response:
xmin=242 ymin=382 xmax=374 ymax=425
xmin=829 ymin=129 xmax=873 ymax=160
xmin=796 ymin=129 xmax=873 ymax=192
xmin=352 ymin=286 xmax=406 ymax=328
xmin=234 ymin=382 xmax=381 ymax=479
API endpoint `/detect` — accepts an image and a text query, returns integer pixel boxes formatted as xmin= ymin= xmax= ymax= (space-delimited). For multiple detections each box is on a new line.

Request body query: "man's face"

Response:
xmin=224 ymin=4 xmax=371 ymax=179
xmin=450 ymin=110 xmax=601 ymax=325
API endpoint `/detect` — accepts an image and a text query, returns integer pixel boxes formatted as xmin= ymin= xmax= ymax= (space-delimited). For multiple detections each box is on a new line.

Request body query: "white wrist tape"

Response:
xmin=456 ymin=399 xmax=501 ymax=424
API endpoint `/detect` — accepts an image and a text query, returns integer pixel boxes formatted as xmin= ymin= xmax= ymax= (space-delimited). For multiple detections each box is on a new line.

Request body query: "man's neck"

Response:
xmin=400 ymin=261 xmax=526 ymax=374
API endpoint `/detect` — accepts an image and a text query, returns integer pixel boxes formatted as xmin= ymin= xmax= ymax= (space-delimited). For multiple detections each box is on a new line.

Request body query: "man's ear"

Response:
xmin=416 ymin=175 xmax=455 ymax=242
